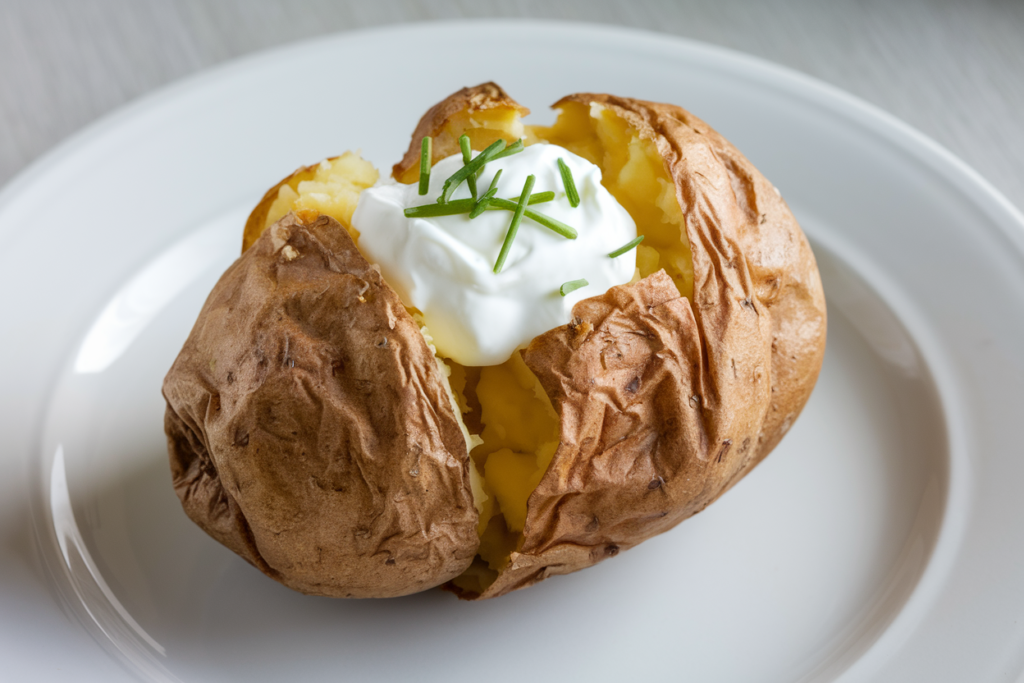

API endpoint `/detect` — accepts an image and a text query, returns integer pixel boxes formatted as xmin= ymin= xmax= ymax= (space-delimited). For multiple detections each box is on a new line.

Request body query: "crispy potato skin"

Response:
xmin=163 ymin=213 xmax=479 ymax=598
xmin=392 ymin=82 xmax=529 ymax=184
xmin=452 ymin=92 xmax=827 ymax=599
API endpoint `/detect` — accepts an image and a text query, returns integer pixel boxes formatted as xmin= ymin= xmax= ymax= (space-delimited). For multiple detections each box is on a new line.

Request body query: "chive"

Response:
xmin=418 ymin=137 xmax=432 ymax=196
xmin=469 ymin=169 xmax=503 ymax=218
xmin=560 ymin=279 xmax=589 ymax=296
xmin=470 ymin=188 xmax=498 ymax=218
xmin=608 ymin=235 xmax=645 ymax=257
xmin=486 ymin=169 xmax=503 ymax=195
xmin=511 ymin=190 xmax=554 ymax=203
xmin=438 ymin=139 xmax=506 ymax=204
xmin=471 ymin=139 xmax=519 ymax=183
xmin=491 ymin=138 xmax=524 ymax=160
xmin=406 ymin=200 xmax=481 ymax=218
xmin=488 ymin=197 xmax=578 ymax=239
xmin=406 ymin=199 xmax=485 ymax=218
xmin=494 ymin=175 xmax=535 ymax=273
xmin=487 ymin=168 xmax=503 ymax=192
xmin=404 ymin=190 xmax=552 ymax=218
xmin=557 ymin=157 xmax=580 ymax=208
xmin=459 ymin=135 xmax=478 ymax=200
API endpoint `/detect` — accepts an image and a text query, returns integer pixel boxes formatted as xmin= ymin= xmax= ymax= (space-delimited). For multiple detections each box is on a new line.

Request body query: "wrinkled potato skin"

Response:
xmin=163 ymin=213 xmax=479 ymax=598
xmin=448 ymin=92 xmax=827 ymax=599
xmin=392 ymin=82 xmax=529 ymax=184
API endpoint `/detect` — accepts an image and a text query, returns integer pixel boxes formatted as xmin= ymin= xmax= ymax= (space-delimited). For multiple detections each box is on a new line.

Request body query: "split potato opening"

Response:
xmin=242 ymin=97 xmax=696 ymax=597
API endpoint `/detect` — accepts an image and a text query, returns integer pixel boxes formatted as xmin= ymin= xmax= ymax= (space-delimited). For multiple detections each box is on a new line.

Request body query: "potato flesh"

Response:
xmin=263 ymin=152 xmax=378 ymax=240
xmin=530 ymin=102 xmax=695 ymax=299
xmin=258 ymin=102 xmax=694 ymax=595
xmin=471 ymin=354 xmax=560 ymax=562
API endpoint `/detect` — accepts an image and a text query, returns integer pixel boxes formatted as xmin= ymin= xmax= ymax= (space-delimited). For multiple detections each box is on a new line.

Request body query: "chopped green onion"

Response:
xmin=491 ymin=138 xmax=524 ymax=160
xmin=488 ymin=197 xmax=578 ymax=239
xmin=508 ymin=190 xmax=554 ymax=204
xmin=470 ymin=188 xmax=498 ymax=218
xmin=494 ymin=175 xmax=535 ymax=273
xmin=608 ymin=235 xmax=645 ymax=257
xmin=404 ymin=190 xmax=552 ymax=218
xmin=405 ymin=199 xmax=486 ymax=218
xmin=470 ymin=169 xmax=503 ymax=218
xmin=459 ymin=135 xmax=478 ymax=200
xmin=486 ymin=169 xmax=503 ymax=194
xmin=438 ymin=139 xmax=506 ymax=204
xmin=557 ymin=157 xmax=580 ymax=208
xmin=560 ymin=279 xmax=589 ymax=296
xmin=418 ymin=137 xmax=432 ymax=195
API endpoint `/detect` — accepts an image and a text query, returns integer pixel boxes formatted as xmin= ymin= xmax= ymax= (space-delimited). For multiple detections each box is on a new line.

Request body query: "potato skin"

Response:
xmin=453 ymin=93 xmax=827 ymax=599
xmin=391 ymin=81 xmax=529 ymax=184
xmin=163 ymin=213 xmax=479 ymax=598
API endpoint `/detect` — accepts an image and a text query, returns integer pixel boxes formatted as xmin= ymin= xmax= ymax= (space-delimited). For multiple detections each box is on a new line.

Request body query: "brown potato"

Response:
xmin=164 ymin=212 xmax=478 ymax=597
xmin=163 ymin=83 xmax=826 ymax=600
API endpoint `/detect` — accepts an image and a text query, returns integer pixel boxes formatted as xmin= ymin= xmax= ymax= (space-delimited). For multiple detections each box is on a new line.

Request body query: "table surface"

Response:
xmin=2 ymin=0 xmax=1023 ymax=213
xmin=1 ymin=2 xmax=1023 ymax=681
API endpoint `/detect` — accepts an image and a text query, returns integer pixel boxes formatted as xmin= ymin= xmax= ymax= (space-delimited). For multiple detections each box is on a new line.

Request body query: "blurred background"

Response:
xmin=1 ymin=0 xmax=1022 ymax=211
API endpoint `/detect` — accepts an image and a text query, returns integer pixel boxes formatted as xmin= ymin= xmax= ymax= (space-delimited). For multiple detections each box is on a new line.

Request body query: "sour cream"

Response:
xmin=352 ymin=143 xmax=636 ymax=367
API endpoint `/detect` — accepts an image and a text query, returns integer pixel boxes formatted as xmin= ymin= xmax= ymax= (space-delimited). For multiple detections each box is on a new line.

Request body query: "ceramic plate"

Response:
xmin=2 ymin=20 xmax=1024 ymax=682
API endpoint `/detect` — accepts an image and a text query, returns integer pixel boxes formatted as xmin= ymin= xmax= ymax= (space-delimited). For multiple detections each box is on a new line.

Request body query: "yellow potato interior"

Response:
xmin=529 ymin=101 xmax=694 ymax=299
xmin=442 ymin=352 xmax=559 ymax=593
xmin=250 ymin=98 xmax=695 ymax=596
xmin=263 ymin=151 xmax=378 ymax=241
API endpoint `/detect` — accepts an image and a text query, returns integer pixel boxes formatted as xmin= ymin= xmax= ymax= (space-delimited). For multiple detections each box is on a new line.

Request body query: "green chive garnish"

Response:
xmin=470 ymin=188 xmax=498 ymax=218
xmin=608 ymin=235 xmax=645 ymax=257
xmin=438 ymin=139 xmax=506 ymax=204
xmin=488 ymin=170 xmax=504 ymax=194
xmin=510 ymin=190 xmax=554 ymax=203
xmin=491 ymin=138 xmax=524 ymax=160
xmin=418 ymin=136 xmax=432 ymax=196
xmin=404 ymin=190 xmax=552 ymax=218
xmin=469 ymin=169 xmax=502 ymax=218
xmin=488 ymin=198 xmax=578 ymax=239
xmin=557 ymin=157 xmax=580 ymax=208
xmin=405 ymin=201 xmax=480 ymax=218
xmin=494 ymin=175 xmax=535 ymax=273
xmin=459 ymin=135 xmax=478 ymax=200
xmin=560 ymin=279 xmax=589 ymax=296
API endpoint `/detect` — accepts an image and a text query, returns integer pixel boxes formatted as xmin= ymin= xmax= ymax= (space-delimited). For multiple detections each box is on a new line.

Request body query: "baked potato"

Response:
xmin=163 ymin=82 xmax=826 ymax=600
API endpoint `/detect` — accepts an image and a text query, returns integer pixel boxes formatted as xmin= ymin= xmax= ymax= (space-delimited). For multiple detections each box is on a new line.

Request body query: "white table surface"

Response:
xmin=1 ymin=1 xmax=1022 ymax=680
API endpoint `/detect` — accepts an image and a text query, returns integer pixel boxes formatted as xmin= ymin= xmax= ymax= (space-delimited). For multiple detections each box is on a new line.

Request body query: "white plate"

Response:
xmin=2 ymin=20 xmax=1023 ymax=683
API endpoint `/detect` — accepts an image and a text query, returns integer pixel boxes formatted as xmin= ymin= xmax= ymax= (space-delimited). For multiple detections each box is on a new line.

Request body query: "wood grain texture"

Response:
xmin=1 ymin=0 xmax=1022 ymax=213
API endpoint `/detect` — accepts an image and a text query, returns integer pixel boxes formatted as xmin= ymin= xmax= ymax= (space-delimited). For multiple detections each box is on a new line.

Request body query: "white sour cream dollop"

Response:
xmin=352 ymin=143 xmax=636 ymax=366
